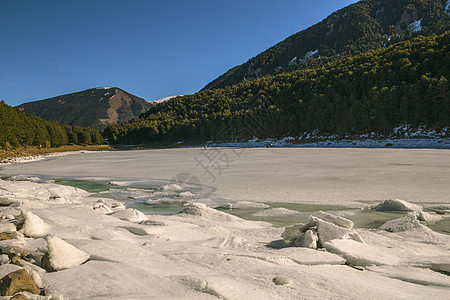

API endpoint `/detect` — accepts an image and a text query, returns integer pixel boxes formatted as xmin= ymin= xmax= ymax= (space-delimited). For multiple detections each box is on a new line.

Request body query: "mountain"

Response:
xmin=203 ymin=0 xmax=450 ymax=90
xmin=0 ymin=101 xmax=102 ymax=148
xmin=103 ymin=32 xmax=449 ymax=145
xmin=18 ymin=87 xmax=153 ymax=130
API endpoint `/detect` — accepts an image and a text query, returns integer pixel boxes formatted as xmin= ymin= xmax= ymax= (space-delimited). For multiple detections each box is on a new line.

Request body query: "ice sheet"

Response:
xmin=1 ymin=148 xmax=449 ymax=206
xmin=0 ymin=149 xmax=448 ymax=299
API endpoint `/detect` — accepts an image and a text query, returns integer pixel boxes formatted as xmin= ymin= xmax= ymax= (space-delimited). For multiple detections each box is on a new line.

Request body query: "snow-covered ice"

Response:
xmin=0 ymin=150 xmax=85 ymax=165
xmin=224 ymin=201 xmax=270 ymax=209
xmin=46 ymin=235 xmax=90 ymax=271
xmin=0 ymin=148 xmax=448 ymax=299
xmin=374 ymin=198 xmax=423 ymax=212
xmin=19 ymin=211 xmax=51 ymax=238
xmin=109 ymin=208 xmax=149 ymax=223
xmin=251 ymin=207 xmax=303 ymax=217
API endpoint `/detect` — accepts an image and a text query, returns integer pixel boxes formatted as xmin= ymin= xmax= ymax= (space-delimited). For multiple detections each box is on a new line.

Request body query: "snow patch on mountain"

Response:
xmin=153 ymin=95 xmax=182 ymax=104
xmin=304 ymin=49 xmax=319 ymax=59
xmin=408 ymin=19 xmax=422 ymax=32
xmin=288 ymin=57 xmax=298 ymax=65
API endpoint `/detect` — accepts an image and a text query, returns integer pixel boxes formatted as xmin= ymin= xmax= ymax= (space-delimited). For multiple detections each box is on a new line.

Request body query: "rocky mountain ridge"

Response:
xmin=18 ymin=87 xmax=153 ymax=130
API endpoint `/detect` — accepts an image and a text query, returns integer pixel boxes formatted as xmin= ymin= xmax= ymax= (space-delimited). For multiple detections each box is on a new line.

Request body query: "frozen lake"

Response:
xmin=0 ymin=148 xmax=449 ymax=299
xmin=1 ymin=147 xmax=449 ymax=207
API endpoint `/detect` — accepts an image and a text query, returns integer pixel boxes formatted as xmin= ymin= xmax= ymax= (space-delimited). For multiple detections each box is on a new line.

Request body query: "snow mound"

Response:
xmin=109 ymin=208 xmax=148 ymax=223
xmin=379 ymin=212 xmax=424 ymax=232
xmin=179 ymin=203 xmax=267 ymax=229
xmin=108 ymin=181 xmax=130 ymax=186
xmin=92 ymin=198 xmax=125 ymax=213
xmin=162 ymin=184 xmax=183 ymax=191
xmin=224 ymin=201 xmax=270 ymax=209
xmin=379 ymin=211 xmax=441 ymax=232
xmin=416 ymin=211 xmax=442 ymax=225
xmin=374 ymin=199 xmax=422 ymax=212
xmin=19 ymin=211 xmax=51 ymax=238
xmin=178 ymin=191 xmax=195 ymax=198
xmin=251 ymin=207 xmax=302 ymax=217
xmin=281 ymin=215 xmax=363 ymax=249
xmin=92 ymin=203 xmax=114 ymax=214
xmin=180 ymin=203 xmax=233 ymax=221
xmin=46 ymin=235 xmax=90 ymax=271
xmin=312 ymin=210 xmax=354 ymax=229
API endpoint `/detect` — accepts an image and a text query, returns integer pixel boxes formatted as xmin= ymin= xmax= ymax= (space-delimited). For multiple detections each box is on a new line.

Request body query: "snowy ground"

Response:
xmin=200 ymin=126 xmax=450 ymax=149
xmin=202 ymin=136 xmax=450 ymax=149
xmin=0 ymin=149 xmax=448 ymax=299
xmin=0 ymin=151 xmax=97 ymax=165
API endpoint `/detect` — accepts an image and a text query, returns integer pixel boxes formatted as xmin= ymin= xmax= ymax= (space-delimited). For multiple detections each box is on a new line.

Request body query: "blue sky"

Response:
xmin=1 ymin=0 xmax=358 ymax=106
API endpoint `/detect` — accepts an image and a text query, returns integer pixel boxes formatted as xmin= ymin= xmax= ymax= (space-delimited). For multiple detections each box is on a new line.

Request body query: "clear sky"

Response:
xmin=1 ymin=0 xmax=358 ymax=106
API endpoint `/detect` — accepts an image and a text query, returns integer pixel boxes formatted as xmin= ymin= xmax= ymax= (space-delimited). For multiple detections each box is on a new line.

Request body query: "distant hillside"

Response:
xmin=104 ymin=32 xmax=449 ymax=145
xmin=204 ymin=0 xmax=450 ymax=90
xmin=0 ymin=101 xmax=102 ymax=148
xmin=18 ymin=87 xmax=153 ymax=130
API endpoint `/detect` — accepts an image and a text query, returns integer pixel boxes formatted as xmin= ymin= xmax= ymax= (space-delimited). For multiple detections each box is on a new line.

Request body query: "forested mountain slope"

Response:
xmin=18 ymin=87 xmax=153 ymax=130
xmin=204 ymin=0 xmax=450 ymax=90
xmin=104 ymin=33 xmax=449 ymax=145
xmin=0 ymin=101 xmax=102 ymax=148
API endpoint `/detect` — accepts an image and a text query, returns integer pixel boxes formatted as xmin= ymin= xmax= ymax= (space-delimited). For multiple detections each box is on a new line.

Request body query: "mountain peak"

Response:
xmin=17 ymin=88 xmax=153 ymax=130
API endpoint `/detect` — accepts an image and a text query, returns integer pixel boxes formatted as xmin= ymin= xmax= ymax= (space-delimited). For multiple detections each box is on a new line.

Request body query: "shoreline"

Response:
xmin=0 ymin=145 xmax=113 ymax=165
xmin=111 ymin=137 xmax=450 ymax=151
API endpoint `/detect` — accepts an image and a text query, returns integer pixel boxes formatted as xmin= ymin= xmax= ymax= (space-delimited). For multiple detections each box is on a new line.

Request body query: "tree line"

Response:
xmin=0 ymin=101 xmax=103 ymax=149
xmin=104 ymin=32 xmax=449 ymax=145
